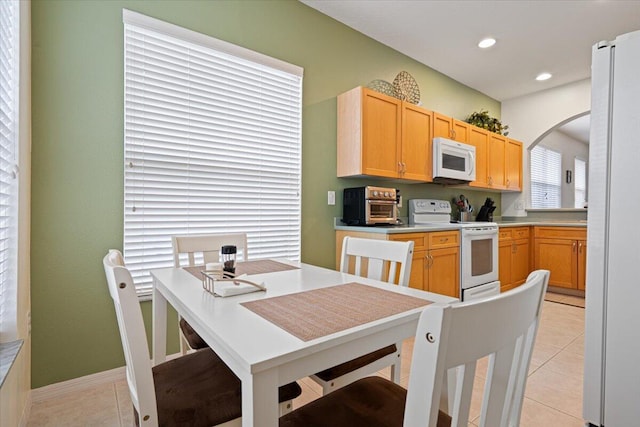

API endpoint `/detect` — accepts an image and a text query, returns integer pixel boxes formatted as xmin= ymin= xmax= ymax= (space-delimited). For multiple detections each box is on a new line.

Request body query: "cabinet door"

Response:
xmin=433 ymin=112 xmax=453 ymax=139
xmin=578 ymin=240 xmax=587 ymax=290
xmin=535 ymin=238 xmax=577 ymax=289
xmin=512 ymin=238 xmax=531 ymax=287
xmin=499 ymin=239 xmax=513 ymax=291
xmin=452 ymin=119 xmax=470 ymax=142
xmin=488 ymin=133 xmax=507 ymax=189
xmin=469 ymin=126 xmax=489 ymax=188
xmin=506 ymin=138 xmax=523 ymax=191
xmin=428 ymin=246 xmax=459 ymax=298
xmin=407 ymin=249 xmax=427 ymax=291
xmin=402 ymin=103 xmax=432 ymax=181
xmin=362 ymin=89 xmax=402 ymax=178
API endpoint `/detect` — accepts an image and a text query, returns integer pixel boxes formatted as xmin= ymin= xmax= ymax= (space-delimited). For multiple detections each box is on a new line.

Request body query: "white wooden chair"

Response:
xmin=103 ymin=250 xmax=301 ymax=426
xmin=280 ymin=269 xmax=550 ymax=427
xmin=310 ymin=236 xmax=414 ymax=394
xmin=171 ymin=233 xmax=248 ymax=353
xmin=172 ymin=232 xmax=248 ymax=267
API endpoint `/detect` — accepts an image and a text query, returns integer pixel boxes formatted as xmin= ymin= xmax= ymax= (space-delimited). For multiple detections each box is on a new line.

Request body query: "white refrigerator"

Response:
xmin=584 ymin=29 xmax=640 ymax=427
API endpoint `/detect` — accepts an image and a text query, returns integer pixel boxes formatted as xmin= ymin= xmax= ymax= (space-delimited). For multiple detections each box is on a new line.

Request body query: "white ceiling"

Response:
xmin=300 ymin=0 xmax=640 ymax=102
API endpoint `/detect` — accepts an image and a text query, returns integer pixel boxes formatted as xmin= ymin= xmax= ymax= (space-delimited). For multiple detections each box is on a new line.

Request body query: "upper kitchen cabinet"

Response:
xmin=468 ymin=126 xmax=489 ymax=188
xmin=337 ymin=87 xmax=433 ymax=182
xmin=505 ymin=138 xmax=523 ymax=191
xmin=485 ymin=134 xmax=523 ymax=192
xmin=433 ymin=112 xmax=470 ymax=142
xmin=488 ymin=133 xmax=507 ymax=189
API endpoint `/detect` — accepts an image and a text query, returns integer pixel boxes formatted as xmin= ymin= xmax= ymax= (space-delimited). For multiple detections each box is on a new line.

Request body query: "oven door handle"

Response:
xmin=366 ymin=200 xmax=397 ymax=205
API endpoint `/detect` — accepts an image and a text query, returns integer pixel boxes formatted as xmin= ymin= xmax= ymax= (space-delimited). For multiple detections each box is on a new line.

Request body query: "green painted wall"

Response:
xmin=30 ymin=0 xmax=501 ymax=388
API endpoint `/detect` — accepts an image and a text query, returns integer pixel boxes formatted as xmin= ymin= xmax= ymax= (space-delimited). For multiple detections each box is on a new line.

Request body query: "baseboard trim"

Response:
xmin=31 ymin=365 xmax=126 ymax=403
xmin=30 ymin=353 xmax=181 ymax=404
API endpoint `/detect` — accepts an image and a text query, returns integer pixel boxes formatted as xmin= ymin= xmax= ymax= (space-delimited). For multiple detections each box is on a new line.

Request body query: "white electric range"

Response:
xmin=409 ymin=199 xmax=500 ymax=301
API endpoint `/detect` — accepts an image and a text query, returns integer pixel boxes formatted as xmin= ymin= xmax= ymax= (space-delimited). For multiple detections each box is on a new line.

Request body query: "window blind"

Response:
xmin=0 ymin=0 xmax=19 ymax=340
xmin=530 ymin=145 xmax=561 ymax=209
xmin=575 ymin=158 xmax=587 ymax=208
xmin=123 ymin=10 xmax=303 ymax=297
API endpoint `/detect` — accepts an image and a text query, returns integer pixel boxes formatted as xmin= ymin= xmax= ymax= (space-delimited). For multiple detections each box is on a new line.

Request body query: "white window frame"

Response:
xmin=122 ymin=10 xmax=303 ymax=297
xmin=0 ymin=0 xmax=20 ymax=342
xmin=574 ymin=157 xmax=587 ymax=208
xmin=530 ymin=145 xmax=562 ymax=209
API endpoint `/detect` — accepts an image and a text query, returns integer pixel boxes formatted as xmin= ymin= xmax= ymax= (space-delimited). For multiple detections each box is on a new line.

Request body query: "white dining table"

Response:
xmin=151 ymin=260 xmax=455 ymax=427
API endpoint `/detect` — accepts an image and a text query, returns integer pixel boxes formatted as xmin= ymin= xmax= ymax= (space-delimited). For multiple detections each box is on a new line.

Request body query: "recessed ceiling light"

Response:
xmin=536 ymin=72 xmax=552 ymax=81
xmin=478 ymin=38 xmax=496 ymax=49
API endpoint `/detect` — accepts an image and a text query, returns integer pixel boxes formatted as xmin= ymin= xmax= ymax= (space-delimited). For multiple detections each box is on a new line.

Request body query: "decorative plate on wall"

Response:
xmin=392 ymin=71 xmax=420 ymax=104
xmin=366 ymin=79 xmax=400 ymax=99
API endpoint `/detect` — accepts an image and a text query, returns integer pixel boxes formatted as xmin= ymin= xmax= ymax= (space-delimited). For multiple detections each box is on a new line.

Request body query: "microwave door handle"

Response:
xmin=468 ymin=151 xmax=475 ymax=176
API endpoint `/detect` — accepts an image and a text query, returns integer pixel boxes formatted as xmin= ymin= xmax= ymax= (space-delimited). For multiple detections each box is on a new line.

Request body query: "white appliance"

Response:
xmin=432 ymin=137 xmax=476 ymax=184
xmin=584 ymin=30 xmax=640 ymax=427
xmin=408 ymin=199 xmax=499 ymax=301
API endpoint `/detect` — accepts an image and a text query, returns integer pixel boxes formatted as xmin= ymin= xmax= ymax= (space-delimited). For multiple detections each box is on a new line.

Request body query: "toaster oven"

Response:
xmin=342 ymin=186 xmax=397 ymax=226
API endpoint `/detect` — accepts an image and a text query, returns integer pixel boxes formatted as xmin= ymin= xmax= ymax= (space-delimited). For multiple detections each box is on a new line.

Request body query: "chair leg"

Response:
xmin=390 ymin=353 xmax=402 ymax=384
xmin=178 ymin=316 xmax=189 ymax=355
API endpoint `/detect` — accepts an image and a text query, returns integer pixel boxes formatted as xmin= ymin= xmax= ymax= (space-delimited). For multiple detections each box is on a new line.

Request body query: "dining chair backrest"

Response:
xmin=103 ymin=250 xmax=158 ymax=424
xmin=172 ymin=233 xmax=248 ymax=267
xmin=339 ymin=236 xmax=414 ymax=286
xmin=404 ymin=269 xmax=550 ymax=427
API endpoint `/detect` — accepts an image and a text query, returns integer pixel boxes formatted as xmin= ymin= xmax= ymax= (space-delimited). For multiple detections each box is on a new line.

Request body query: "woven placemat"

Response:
xmin=241 ymin=282 xmax=432 ymax=342
xmin=183 ymin=259 xmax=299 ymax=280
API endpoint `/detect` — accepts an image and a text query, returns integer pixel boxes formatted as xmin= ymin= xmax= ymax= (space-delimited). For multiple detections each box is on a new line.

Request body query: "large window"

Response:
xmin=530 ymin=145 xmax=561 ymax=209
xmin=123 ymin=10 xmax=303 ymax=296
xmin=0 ymin=0 xmax=19 ymax=340
xmin=574 ymin=158 xmax=587 ymax=208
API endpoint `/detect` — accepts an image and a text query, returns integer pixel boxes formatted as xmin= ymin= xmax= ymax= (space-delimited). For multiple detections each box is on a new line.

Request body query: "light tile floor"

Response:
xmin=27 ymin=294 xmax=585 ymax=426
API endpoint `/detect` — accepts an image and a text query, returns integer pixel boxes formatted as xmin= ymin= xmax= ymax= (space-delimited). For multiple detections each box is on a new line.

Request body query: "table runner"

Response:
xmin=183 ymin=259 xmax=299 ymax=280
xmin=241 ymin=282 xmax=433 ymax=341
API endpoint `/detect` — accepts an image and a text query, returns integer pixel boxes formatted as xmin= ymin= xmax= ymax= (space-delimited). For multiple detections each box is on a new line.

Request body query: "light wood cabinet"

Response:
xmin=433 ymin=112 xmax=469 ymax=142
xmin=488 ymin=133 xmax=507 ymax=189
xmin=389 ymin=230 xmax=459 ymax=298
xmin=498 ymin=227 xmax=531 ymax=292
xmin=336 ymin=86 xmax=523 ymax=191
xmin=468 ymin=126 xmax=489 ymax=188
xmin=534 ymin=227 xmax=587 ymax=290
xmin=337 ymin=87 xmax=433 ymax=182
xmin=505 ymin=138 xmax=523 ymax=191
xmin=578 ymin=240 xmax=587 ymax=290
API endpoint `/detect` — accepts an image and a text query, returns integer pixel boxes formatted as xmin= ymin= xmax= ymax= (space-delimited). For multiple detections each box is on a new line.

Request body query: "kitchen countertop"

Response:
xmin=496 ymin=221 xmax=587 ymax=228
xmin=335 ymin=220 xmax=587 ymax=234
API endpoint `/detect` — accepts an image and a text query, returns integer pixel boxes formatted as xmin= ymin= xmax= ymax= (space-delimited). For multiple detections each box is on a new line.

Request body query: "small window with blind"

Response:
xmin=530 ymin=145 xmax=561 ymax=209
xmin=123 ymin=10 xmax=303 ymax=297
xmin=575 ymin=158 xmax=587 ymax=208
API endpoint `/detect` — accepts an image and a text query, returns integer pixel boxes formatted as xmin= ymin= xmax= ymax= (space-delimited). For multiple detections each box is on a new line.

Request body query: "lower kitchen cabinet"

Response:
xmin=389 ymin=231 xmax=460 ymax=298
xmin=498 ymin=227 xmax=531 ymax=292
xmin=534 ymin=227 xmax=587 ymax=290
xmin=335 ymin=230 xmax=460 ymax=298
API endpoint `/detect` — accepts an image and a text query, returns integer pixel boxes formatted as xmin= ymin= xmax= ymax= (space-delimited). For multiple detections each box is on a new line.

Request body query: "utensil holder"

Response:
xmin=460 ymin=212 xmax=472 ymax=222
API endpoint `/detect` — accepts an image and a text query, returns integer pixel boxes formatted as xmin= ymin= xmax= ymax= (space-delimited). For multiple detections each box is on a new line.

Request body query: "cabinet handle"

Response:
xmin=579 ymin=242 xmax=583 ymax=253
xmin=440 ymin=237 xmax=448 ymax=243
xmin=489 ymin=176 xmax=493 ymax=185
xmin=452 ymin=129 xmax=457 ymax=139
xmin=506 ymin=179 xmax=510 ymax=186
xmin=425 ymin=254 xmax=434 ymax=268
xmin=398 ymin=162 xmax=403 ymax=173
xmin=572 ymin=242 xmax=577 ymax=252
xmin=512 ymin=242 xmax=517 ymax=254
xmin=402 ymin=162 xmax=407 ymax=173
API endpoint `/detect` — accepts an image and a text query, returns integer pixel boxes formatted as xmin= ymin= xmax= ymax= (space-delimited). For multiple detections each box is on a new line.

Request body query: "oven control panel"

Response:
xmin=409 ymin=199 xmax=451 ymax=214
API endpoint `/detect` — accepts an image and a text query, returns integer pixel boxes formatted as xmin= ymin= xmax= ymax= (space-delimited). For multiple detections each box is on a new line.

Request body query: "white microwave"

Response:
xmin=432 ymin=137 xmax=476 ymax=184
